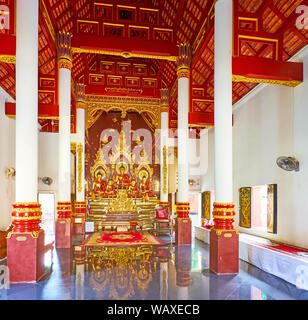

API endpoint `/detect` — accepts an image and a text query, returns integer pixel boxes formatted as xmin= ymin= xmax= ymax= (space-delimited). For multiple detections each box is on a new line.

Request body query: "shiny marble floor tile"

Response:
xmin=1 ymin=235 xmax=308 ymax=300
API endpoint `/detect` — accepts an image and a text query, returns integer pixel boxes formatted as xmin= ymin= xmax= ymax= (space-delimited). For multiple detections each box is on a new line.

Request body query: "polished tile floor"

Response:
xmin=1 ymin=234 xmax=308 ymax=300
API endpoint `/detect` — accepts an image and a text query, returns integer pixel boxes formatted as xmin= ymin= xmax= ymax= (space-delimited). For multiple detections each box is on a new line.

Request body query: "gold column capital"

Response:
xmin=58 ymin=31 xmax=73 ymax=70
xmin=177 ymin=43 xmax=191 ymax=79
xmin=76 ymin=83 xmax=86 ymax=109
xmin=160 ymin=88 xmax=169 ymax=112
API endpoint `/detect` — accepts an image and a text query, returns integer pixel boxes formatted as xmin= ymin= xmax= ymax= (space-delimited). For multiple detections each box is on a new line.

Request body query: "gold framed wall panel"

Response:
xmin=202 ymin=191 xmax=211 ymax=221
xmin=239 ymin=187 xmax=252 ymax=228
xmin=86 ymin=95 xmax=160 ymax=130
xmin=267 ymin=184 xmax=277 ymax=234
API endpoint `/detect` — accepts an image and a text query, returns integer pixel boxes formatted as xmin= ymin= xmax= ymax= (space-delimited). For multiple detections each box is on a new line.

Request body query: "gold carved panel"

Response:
xmin=267 ymin=184 xmax=277 ymax=234
xmin=86 ymin=95 xmax=160 ymax=130
xmin=239 ymin=187 xmax=252 ymax=228
xmin=202 ymin=191 xmax=211 ymax=221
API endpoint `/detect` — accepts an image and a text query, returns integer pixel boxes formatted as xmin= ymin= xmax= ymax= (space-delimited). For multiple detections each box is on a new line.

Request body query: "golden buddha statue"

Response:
xmin=92 ymin=172 xmax=107 ymax=196
xmin=139 ymin=175 xmax=154 ymax=201
xmin=128 ymin=180 xmax=139 ymax=198
xmin=105 ymin=180 xmax=116 ymax=197
xmin=115 ymin=165 xmax=130 ymax=189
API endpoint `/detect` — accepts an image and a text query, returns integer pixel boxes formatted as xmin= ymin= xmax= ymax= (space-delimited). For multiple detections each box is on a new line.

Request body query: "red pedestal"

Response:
xmin=7 ymin=230 xmax=45 ymax=283
xmin=175 ymin=218 xmax=192 ymax=245
xmin=55 ymin=219 xmax=73 ymax=248
xmin=175 ymin=202 xmax=191 ymax=245
xmin=74 ymin=202 xmax=86 ymax=235
xmin=210 ymin=230 xmax=239 ymax=274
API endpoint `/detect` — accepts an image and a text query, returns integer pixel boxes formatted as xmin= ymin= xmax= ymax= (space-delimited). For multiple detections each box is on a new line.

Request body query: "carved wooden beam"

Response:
xmin=232 ymin=56 xmax=303 ymax=87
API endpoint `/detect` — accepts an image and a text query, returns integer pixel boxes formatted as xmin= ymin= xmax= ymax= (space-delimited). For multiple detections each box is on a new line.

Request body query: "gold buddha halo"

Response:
xmin=116 ymin=162 xmax=129 ymax=174
xmin=138 ymin=169 xmax=149 ymax=181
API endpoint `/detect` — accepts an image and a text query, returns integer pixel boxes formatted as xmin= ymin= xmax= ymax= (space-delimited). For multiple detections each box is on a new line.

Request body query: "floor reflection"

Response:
xmin=1 ymin=235 xmax=308 ymax=300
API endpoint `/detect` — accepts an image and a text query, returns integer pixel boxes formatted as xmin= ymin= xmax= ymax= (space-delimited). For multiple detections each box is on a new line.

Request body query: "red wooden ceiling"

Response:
xmin=0 ymin=0 xmax=307 ymax=132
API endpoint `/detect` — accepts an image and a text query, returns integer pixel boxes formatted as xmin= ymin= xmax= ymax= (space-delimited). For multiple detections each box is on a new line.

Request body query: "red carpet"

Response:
xmin=259 ymin=244 xmax=308 ymax=258
xmin=81 ymin=231 xmax=164 ymax=247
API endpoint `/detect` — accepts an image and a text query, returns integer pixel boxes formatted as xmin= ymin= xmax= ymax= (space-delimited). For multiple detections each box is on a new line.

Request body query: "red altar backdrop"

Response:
xmin=85 ymin=111 xmax=160 ymax=197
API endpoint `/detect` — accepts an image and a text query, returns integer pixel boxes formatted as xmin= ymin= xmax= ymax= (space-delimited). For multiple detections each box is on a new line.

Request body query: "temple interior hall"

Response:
xmin=1 ymin=0 xmax=308 ymax=301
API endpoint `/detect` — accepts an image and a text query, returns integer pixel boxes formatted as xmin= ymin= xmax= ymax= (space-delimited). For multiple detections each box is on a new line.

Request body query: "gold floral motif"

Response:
xmin=86 ymin=95 xmax=160 ymax=129
xmin=72 ymin=47 xmax=177 ymax=62
xmin=202 ymin=191 xmax=211 ymax=220
xmin=214 ymin=229 xmax=239 ymax=236
xmin=267 ymin=184 xmax=277 ymax=233
xmin=76 ymin=101 xmax=86 ymax=110
xmin=177 ymin=67 xmax=190 ymax=79
xmin=110 ymin=234 xmax=135 ymax=240
xmin=58 ymin=57 xmax=73 ymax=70
xmin=160 ymin=106 xmax=169 ymax=113
xmin=108 ymin=189 xmax=137 ymax=213
xmin=239 ymin=187 xmax=251 ymax=228
xmin=13 ymin=208 xmax=42 ymax=213
xmin=232 ymin=74 xmax=302 ymax=87
xmin=0 ymin=55 xmax=16 ymax=64
xmin=12 ymin=216 xmax=41 ymax=220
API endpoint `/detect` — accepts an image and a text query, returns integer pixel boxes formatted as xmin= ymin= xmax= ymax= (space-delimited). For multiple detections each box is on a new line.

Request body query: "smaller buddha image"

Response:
xmin=139 ymin=170 xmax=154 ymax=201
xmin=105 ymin=180 xmax=116 ymax=197
xmin=92 ymin=170 xmax=107 ymax=196
xmin=128 ymin=180 xmax=139 ymax=198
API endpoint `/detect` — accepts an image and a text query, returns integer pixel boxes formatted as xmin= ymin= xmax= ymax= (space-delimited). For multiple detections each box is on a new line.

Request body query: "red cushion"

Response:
xmin=155 ymin=208 xmax=168 ymax=219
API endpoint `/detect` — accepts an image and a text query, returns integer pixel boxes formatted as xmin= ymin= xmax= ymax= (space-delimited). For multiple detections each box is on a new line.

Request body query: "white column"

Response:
xmin=177 ymin=76 xmax=189 ymax=203
xmin=15 ymin=0 xmax=39 ymax=202
xmin=76 ymin=101 xmax=85 ymax=202
xmin=160 ymin=89 xmax=169 ymax=205
xmin=176 ymin=45 xmax=191 ymax=206
xmin=58 ymin=33 xmax=72 ymax=203
xmin=214 ymin=0 xmax=233 ymax=203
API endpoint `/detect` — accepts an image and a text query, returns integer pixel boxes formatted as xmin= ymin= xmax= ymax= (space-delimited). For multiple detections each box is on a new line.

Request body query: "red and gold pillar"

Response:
xmin=7 ymin=203 xmax=45 ymax=283
xmin=56 ymin=31 xmax=73 ymax=248
xmin=175 ymin=43 xmax=191 ymax=245
xmin=6 ymin=0 xmax=46 ymax=283
xmin=74 ymin=202 xmax=86 ymax=235
xmin=210 ymin=0 xmax=239 ymax=274
xmin=74 ymin=83 xmax=86 ymax=235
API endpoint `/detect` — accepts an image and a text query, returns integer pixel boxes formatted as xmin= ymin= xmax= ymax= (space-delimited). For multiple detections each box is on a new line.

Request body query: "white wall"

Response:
xmin=0 ymin=94 xmax=15 ymax=230
xmin=39 ymin=133 xmax=77 ymax=202
xmin=201 ymin=46 xmax=308 ymax=248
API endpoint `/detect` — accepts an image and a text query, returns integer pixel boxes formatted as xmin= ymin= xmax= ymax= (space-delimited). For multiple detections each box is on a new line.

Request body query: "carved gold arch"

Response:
xmin=135 ymin=163 xmax=153 ymax=183
xmin=86 ymin=95 xmax=160 ymax=130
xmin=90 ymin=148 xmax=110 ymax=182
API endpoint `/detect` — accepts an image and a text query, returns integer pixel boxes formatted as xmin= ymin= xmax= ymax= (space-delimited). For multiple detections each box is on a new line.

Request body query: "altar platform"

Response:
xmin=87 ymin=191 xmax=158 ymax=232
xmin=195 ymin=226 xmax=308 ymax=291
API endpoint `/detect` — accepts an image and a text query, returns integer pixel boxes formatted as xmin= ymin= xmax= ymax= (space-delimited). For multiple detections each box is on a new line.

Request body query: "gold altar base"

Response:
xmin=87 ymin=192 xmax=158 ymax=231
